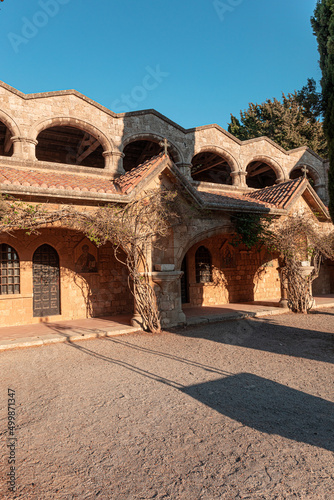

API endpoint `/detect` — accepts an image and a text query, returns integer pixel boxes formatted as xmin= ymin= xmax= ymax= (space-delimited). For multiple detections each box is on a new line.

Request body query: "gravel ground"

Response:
xmin=1 ymin=308 xmax=334 ymax=499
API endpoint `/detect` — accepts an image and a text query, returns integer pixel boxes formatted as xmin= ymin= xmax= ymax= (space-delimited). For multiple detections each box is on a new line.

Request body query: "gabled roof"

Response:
xmin=246 ymin=177 xmax=305 ymax=209
xmin=0 ymin=154 xmax=331 ymax=220
xmin=245 ymin=177 xmax=331 ymax=221
xmin=0 ymin=154 xmax=167 ymax=201
xmin=114 ymin=154 xmax=166 ymax=194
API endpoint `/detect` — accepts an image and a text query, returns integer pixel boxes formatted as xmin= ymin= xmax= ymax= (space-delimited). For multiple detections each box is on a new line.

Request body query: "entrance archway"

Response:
xmin=33 ymin=244 xmax=60 ymax=317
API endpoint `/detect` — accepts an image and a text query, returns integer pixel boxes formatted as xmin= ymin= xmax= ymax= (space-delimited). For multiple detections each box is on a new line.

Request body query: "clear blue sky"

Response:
xmin=0 ymin=0 xmax=320 ymax=130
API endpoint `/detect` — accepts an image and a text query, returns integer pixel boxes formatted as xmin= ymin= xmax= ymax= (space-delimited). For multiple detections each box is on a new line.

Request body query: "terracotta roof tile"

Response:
xmin=0 ymin=166 xmax=118 ymax=194
xmin=245 ymin=177 xmax=305 ymax=209
xmin=0 ymin=153 xmax=167 ymax=197
xmin=114 ymin=153 xmax=166 ymax=194
xmin=199 ymin=190 xmax=277 ymax=211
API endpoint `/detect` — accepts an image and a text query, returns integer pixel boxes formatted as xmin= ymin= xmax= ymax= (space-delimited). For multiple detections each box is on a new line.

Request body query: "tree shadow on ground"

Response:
xmin=182 ymin=372 xmax=334 ymax=453
xmin=176 ymin=311 xmax=334 ymax=364
xmin=43 ymin=323 xmax=334 ymax=453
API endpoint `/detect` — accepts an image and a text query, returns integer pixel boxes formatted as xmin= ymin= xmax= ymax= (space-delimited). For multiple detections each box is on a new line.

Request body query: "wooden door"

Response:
xmin=33 ymin=244 xmax=60 ymax=317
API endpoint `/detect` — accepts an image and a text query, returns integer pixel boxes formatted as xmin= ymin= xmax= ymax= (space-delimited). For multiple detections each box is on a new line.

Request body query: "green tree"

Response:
xmin=228 ymin=82 xmax=327 ymax=158
xmin=312 ymin=0 xmax=334 ymax=220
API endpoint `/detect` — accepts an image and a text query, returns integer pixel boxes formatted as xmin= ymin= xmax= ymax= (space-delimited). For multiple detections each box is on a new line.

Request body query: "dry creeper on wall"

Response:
xmin=0 ymin=189 xmax=183 ymax=333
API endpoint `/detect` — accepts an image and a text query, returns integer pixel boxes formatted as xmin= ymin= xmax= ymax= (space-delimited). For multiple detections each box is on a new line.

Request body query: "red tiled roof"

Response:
xmin=245 ymin=177 xmax=305 ymax=209
xmin=115 ymin=153 xmax=166 ymax=194
xmin=0 ymin=166 xmax=118 ymax=194
xmin=0 ymin=153 xmax=167 ymax=196
xmin=199 ymin=190 xmax=277 ymax=211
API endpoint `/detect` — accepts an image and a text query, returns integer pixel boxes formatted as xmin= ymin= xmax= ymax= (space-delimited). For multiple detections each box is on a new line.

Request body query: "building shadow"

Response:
xmin=54 ymin=335 xmax=334 ymax=453
xmin=182 ymin=372 xmax=334 ymax=452
xmin=177 ymin=311 xmax=334 ymax=364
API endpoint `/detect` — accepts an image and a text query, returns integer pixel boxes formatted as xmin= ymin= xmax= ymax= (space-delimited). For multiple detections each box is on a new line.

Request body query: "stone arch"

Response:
xmin=289 ymin=163 xmax=321 ymax=187
xmin=192 ymin=145 xmax=240 ymax=174
xmin=30 ymin=116 xmax=114 ymax=153
xmin=0 ymin=109 xmax=21 ymax=138
xmin=176 ymin=225 xmax=231 ymax=270
xmin=121 ymin=132 xmax=184 ymax=165
xmin=245 ymin=155 xmax=285 ymax=188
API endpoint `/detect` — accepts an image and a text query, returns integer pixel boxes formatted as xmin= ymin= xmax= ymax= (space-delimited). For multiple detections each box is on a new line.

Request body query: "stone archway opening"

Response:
xmin=191 ymin=152 xmax=232 ymax=184
xmin=0 ymin=121 xmax=13 ymax=157
xmin=290 ymin=166 xmax=316 ymax=188
xmin=123 ymin=139 xmax=176 ymax=172
xmin=36 ymin=126 xmax=105 ymax=168
xmin=246 ymin=161 xmax=277 ymax=188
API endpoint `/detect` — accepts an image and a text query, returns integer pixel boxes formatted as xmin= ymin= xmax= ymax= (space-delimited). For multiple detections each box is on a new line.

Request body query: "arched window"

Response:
xmin=123 ymin=139 xmax=176 ymax=172
xmin=36 ymin=126 xmax=104 ymax=168
xmin=195 ymin=246 xmax=212 ymax=283
xmin=0 ymin=244 xmax=20 ymax=295
xmin=246 ymin=161 xmax=277 ymax=188
xmin=191 ymin=152 xmax=232 ymax=185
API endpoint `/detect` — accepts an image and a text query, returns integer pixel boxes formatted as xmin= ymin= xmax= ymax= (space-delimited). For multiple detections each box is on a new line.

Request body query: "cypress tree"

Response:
xmin=312 ymin=0 xmax=334 ymax=220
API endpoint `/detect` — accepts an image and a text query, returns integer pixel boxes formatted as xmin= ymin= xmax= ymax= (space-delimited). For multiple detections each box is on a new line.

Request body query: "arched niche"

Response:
xmin=36 ymin=126 xmax=105 ymax=168
xmin=191 ymin=151 xmax=232 ymax=184
xmin=0 ymin=121 xmax=14 ymax=157
xmin=246 ymin=160 xmax=278 ymax=188
xmin=123 ymin=139 xmax=176 ymax=172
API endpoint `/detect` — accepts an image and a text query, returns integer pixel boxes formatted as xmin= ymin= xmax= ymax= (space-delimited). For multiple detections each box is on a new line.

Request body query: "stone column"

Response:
xmin=151 ymin=267 xmax=187 ymax=328
xmin=103 ymin=151 xmax=125 ymax=178
xmin=231 ymin=171 xmax=247 ymax=187
xmin=176 ymin=162 xmax=192 ymax=180
xmin=11 ymin=136 xmax=38 ymax=160
xmin=278 ymin=267 xmax=289 ymax=308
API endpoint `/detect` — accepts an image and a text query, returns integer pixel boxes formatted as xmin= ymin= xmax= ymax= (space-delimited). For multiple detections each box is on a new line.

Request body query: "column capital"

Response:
xmin=11 ymin=136 xmax=38 ymax=146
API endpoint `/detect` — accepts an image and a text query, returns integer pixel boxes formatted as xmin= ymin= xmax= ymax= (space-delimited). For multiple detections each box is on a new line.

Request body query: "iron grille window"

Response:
xmin=195 ymin=246 xmax=212 ymax=283
xmin=0 ymin=244 xmax=20 ymax=295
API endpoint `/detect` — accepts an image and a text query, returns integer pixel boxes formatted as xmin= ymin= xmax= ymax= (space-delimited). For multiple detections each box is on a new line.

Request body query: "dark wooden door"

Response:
xmin=33 ymin=244 xmax=60 ymax=317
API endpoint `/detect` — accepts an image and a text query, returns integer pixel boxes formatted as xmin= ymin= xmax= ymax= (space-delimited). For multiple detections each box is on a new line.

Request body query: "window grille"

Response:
xmin=0 ymin=244 xmax=20 ymax=295
xmin=195 ymin=246 xmax=212 ymax=283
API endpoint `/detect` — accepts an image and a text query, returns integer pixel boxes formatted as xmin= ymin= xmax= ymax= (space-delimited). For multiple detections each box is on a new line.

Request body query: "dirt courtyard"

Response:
xmin=1 ymin=309 xmax=334 ymax=499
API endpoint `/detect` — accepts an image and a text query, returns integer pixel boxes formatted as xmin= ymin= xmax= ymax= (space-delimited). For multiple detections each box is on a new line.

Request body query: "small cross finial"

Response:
xmin=159 ymin=138 xmax=170 ymax=156
xmin=301 ymin=166 xmax=308 ymax=179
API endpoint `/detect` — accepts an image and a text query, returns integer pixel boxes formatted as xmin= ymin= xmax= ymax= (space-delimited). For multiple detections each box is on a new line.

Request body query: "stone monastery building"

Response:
xmin=0 ymin=81 xmax=332 ymax=328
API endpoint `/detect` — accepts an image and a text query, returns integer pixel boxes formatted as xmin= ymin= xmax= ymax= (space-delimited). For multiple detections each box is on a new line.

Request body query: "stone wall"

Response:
xmin=0 ymin=81 xmax=328 ymax=200
xmin=184 ymin=234 xmax=281 ymax=307
xmin=0 ymin=228 xmax=133 ymax=327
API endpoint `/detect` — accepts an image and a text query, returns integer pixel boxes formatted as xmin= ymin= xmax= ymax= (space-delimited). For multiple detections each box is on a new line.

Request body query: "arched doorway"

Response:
xmin=33 ymin=244 xmax=60 ymax=317
xmin=246 ymin=160 xmax=277 ymax=188
xmin=123 ymin=139 xmax=176 ymax=172
xmin=191 ymin=152 xmax=232 ymax=184
xmin=0 ymin=121 xmax=13 ymax=157
xmin=36 ymin=126 xmax=104 ymax=168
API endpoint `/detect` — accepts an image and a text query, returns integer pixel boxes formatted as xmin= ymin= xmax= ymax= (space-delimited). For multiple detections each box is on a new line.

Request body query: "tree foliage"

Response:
xmin=262 ymin=214 xmax=334 ymax=313
xmin=312 ymin=0 xmax=334 ymax=221
xmin=228 ymin=81 xmax=327 ymax=157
